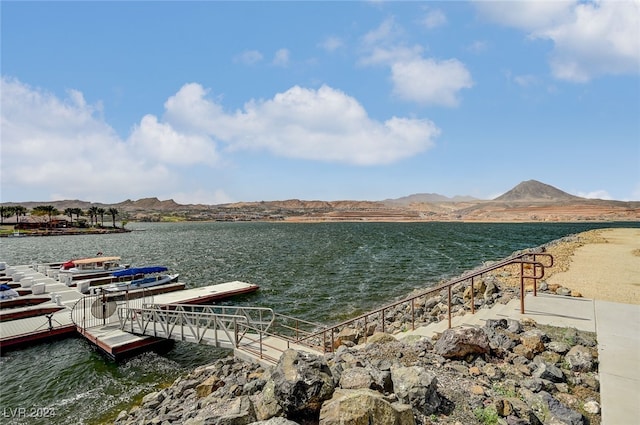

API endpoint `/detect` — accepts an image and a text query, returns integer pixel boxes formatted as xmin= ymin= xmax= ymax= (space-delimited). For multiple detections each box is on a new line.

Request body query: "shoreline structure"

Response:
xmin=110 ymin=227 xmax=639 ymax=425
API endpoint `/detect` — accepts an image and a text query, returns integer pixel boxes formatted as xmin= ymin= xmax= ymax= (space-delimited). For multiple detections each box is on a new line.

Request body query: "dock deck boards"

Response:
xmin=151 ymin=281 xmax=259 ymax=305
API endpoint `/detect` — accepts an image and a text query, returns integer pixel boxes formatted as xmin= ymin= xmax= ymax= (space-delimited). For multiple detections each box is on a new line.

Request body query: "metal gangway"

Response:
xmin=117 ymin=303 xmax=326 ymax=364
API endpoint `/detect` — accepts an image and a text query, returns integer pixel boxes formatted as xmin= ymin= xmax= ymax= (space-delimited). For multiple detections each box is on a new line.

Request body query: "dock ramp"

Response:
xmin=118 ymin=303 xmax=324 ymax=365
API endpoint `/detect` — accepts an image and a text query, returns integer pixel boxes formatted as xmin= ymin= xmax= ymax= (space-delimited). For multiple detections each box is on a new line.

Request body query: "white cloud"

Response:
xmin=476 ymin=0 xmax=640 ymax=82
xmin=577 ymin=190 xmax=612 ymax=200
xmin=272 ymin=48 xmax=290 ymax=67
xmin=513 ymin=74 xmax=540 ymax=87
xmin=421 ymin=9 xmax=447 ymax=29
xmin=319 ymin=36 xmax=344 ymax=52
xmin=222 ymin=85 xmax=441 ymax=165
xmin=361 ymin=17 xmax=405 ymax=48
xmin=467 ymin=40 xmax=489 ymax=54
xmin=129 ymin=115 xmax=219 ymax=166
xmin=163 ymin=82 xmax=225 ymax=134
xmin=358 ymin=45 xmax=425 ymax=67
xmin=171 ymin=189 xmax=235 ymax=205
xmin=391 ymin=58 xmax=474 ymax=107
xmin=234 ymin=50 xmax=263 ymax=65
xmin=156 ymin=82 xmax=440 ymax=165
xmin=359 ymin=18 xmax=473 ymax=107
xmin=0 ymin=77 xmax=174 ymax=202
xmin=475 ymin=1 xmax=575 ymax=32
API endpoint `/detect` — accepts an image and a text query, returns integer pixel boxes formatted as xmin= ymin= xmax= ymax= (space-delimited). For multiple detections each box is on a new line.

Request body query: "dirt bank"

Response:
xmin=545 ymin=228 xmax=640 ymax=304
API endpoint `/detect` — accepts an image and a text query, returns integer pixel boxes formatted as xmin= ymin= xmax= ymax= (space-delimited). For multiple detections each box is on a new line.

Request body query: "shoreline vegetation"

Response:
xmin=0 ymin=225 xmax=131 ymax=238
xmin=105 ymin=228 xmax=638 ymax=425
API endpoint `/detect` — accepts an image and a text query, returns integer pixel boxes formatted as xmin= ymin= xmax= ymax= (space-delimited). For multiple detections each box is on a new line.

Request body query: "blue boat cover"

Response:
xmin=112 ymin=266 xmax=168 ymax=277
xmin=0 ymin=283 xmax=13 ymax=291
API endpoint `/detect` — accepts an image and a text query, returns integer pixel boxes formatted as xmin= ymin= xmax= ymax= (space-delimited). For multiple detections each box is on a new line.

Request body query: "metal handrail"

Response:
xmin=118 ymin=304 xmax=249 ymax=346
xmin=293 ymin=251 xmax=553 ymax=353
xmin=117 ymin=303 xmax=279 ymax=348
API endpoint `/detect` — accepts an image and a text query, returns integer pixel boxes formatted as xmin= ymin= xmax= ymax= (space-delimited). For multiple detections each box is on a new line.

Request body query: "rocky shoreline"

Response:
xmin=113 ymin=236 xmax=601 ymax=425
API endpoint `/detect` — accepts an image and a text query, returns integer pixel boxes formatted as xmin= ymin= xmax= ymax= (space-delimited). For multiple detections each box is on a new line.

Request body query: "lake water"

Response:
xmin=0 ymin=221 xmax=637 ymax=424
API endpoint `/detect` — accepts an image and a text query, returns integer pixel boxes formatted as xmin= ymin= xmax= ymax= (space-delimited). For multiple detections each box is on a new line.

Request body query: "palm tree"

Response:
xmin=13 ymin=206 xmax=27 ymax=226
xmin=1 ymin=206 xmax=15 ymax=225
xmin=108 ymin=207 xmax=119 ymax=228
xmin=72 ymin=208 xmax=83 ymax=225
xmin=64 ymin=208 xmax=74 ymax=224
xmin=33 ymin=205 xmax=58 ymax=228
xmin=97 ymin=207 xmax=106 ymax=226
xmin=88 ymin=206 xmax=99 ymax=226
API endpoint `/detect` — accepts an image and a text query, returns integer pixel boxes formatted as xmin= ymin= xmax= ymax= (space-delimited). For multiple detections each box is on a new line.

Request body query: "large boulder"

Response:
xmin=520 ymin=330 xmax=548 ymax=354
xmin=339 ymin=367 xmax=374 ymax=390
xmin=196 ymin=375 xmax=225 ymax=398
xmin=184 ymin=395 xmax=256 ymax=425
xmin=249 ymin=419 xmax=300 ymax=425
xmin=434 ymin=327 xmax=490 ymax=359
xmin=319 ymin=388 xmax=415 ymax=425
xmin=565 ymin=345 xmax=594 ymax=372
xmin=252 ymin=380 xmax=283 ymax=421
xmin=270 ymin=349 xmax=335 ymax=421
xmin=390 ymin=366 xmax=440 ymax=414
xmin=519 ymin=390 xmax=584 ymax=425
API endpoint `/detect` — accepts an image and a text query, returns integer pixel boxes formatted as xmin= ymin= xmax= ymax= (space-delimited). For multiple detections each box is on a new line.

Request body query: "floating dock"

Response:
xmin=0 ymin=264 xmax=259 ymax=358
xmin=152 ymin=281 xmax=260 ymax=305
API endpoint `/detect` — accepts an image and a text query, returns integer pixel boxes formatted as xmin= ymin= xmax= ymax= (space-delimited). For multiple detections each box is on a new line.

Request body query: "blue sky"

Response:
xmin=1 ymin=1 xmax=639 ymax=204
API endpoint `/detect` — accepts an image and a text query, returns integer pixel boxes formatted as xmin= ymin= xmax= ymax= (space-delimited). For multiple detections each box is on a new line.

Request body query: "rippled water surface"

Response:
xmin=0 ymin=221 xmax=637 ymax=423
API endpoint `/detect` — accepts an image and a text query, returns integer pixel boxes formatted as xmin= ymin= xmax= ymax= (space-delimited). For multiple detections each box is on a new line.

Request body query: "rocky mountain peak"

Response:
xmin=494 ymin=180 xmax=582 ymax=202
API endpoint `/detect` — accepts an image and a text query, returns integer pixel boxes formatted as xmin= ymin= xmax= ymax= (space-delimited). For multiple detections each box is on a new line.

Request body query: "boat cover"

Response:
xmin=0 ymin=284 xmax=20 ymax=299
xmin=112 ymin=266 xmax=168 ymax=277
xmin=72 ymin=256 xmax=121 ymax=265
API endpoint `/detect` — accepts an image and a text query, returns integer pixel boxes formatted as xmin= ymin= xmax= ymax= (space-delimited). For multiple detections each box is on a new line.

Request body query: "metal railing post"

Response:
xmin=520 ymin=262 xmax=525 ymax=314
xmin=470 ymin=276 xmax=475 ymax=314
xmin=259 ymin=329 xmax=264 ymax=360
xmin=411 ymin=299 xmax=415 ymax=330
xmin=447 ymin=286 xmax=452 ymax=328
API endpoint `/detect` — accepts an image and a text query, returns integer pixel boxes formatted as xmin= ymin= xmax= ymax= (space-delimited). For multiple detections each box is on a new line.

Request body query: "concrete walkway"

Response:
xmin=400 ymin=293 xmax=640 ymax=425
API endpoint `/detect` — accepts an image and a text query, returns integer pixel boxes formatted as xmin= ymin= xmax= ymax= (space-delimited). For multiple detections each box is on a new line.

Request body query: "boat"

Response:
xmin=103 ymin=266 xmax=179 ymax=293
xmin=58 ymin=256 xmax=127 ymax=284
xmin=59 ymin=256 xmax=124 ymax=273
xmin=0 ymin=283 xmax=20 ymax=300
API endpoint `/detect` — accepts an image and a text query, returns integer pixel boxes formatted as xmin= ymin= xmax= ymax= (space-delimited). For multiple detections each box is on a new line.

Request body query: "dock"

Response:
xmin=151 ymin=281 xmax=260 ymax=304
xmin=0 ymin=263 xmax=259 ymax=358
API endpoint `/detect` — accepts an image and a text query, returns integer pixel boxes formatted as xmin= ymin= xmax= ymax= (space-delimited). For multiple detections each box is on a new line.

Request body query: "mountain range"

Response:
xmin=2 ymin=180 xmax=639 ymax=222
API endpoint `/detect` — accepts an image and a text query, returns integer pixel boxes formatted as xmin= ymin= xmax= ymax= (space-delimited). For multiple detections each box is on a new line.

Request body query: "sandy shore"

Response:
xmin=545 ymin=228 xmax=640 ymax=305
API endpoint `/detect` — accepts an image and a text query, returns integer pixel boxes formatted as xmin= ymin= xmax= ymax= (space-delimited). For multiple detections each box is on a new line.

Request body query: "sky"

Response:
xmin=1 ymin=1 xmax=639 ymax=205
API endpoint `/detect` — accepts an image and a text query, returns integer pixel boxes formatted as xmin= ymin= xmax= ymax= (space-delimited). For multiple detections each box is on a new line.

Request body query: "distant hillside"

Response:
xmin=117 ymin=197 xmax=183 ymax=211
xmin=385 ymin=193 xmax=479 ymax=205
xmin=493 ymin=180 xmax=583 ymax=202
xmin=0 ymin=197 xmax=205 ymax=212
xmin=2 ymin=180 xmax=637 ymax=223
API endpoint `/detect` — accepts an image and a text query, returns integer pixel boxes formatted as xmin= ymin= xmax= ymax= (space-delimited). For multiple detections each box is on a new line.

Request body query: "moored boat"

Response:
xmin=58 ymin=256 xmax=128 ymax=284
xmin=59 ymin=256 xmax=124 ymax=273
xmin=103 ymin=267 xmax=179 ymax=293
xmin=0 ymin=283 xmax=20 ymax=300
